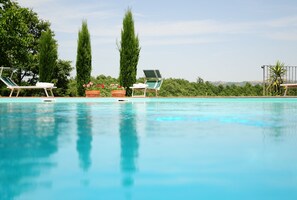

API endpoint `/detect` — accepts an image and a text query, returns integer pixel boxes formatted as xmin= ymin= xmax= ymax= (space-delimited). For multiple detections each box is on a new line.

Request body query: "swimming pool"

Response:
xmin=1 ymin=98 xmax=297 ymax=199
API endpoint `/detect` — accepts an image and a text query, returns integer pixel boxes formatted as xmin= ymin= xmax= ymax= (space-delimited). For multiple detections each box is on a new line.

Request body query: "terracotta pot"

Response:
xmin=85 ymin=90 xmax=100 ymax=97
xmin=111 ymin=90 xmax=126 ymax=97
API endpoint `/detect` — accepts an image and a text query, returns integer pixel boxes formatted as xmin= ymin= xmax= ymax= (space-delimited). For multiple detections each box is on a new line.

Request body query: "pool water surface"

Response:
xmin=0 ymin=98 xmax=297 ymax=200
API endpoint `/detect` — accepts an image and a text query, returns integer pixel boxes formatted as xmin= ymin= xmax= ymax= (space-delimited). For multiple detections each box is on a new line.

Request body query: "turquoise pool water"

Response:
xmin=0 ymin=98 xmax=297 ymax=200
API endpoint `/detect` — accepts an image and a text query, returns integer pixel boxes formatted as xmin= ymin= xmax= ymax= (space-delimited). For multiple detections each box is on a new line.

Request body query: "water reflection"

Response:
xmin=119 ymin=103 xmax=139 ymax=188
xmin=262 ymin=102 xmax=297 ymax=139
xmin=267 ymin=102 xmax=285 ymax=137
xmin=0 ymin=103 xmax=61 ymax=200
xmin=76 ymin=104 xmax=93 ymax=171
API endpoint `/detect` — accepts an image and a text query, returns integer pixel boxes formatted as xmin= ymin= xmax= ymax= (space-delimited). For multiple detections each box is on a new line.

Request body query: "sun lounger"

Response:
xmin=280 ymin=83 xmax=297 ymax=96
xmin=0 ymin=67 xmax=56 ymax=97
xmin=130 ymin=69 xmax=163 ymax=97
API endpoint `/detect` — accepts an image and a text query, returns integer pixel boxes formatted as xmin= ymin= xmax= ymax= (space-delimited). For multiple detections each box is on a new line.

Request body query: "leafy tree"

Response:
xmin=242 ymin=82 xmax=252 ymax=96
xmin=52 ymin=60 xmax=73 ymax=96
xmin=0 ymin=0 xmax=50 ymax=83
xmin=66 ymin=78 xmax=78 ymax=97
xmin=118 ymin=8 xmax=140 ymax=96
xmin=38 ymin=29 xmax=57 ymax=82
xmin=76 ymin=21 xmax=92 ymax=96
xmin=267 ymin=61 xmax=286 ymax=95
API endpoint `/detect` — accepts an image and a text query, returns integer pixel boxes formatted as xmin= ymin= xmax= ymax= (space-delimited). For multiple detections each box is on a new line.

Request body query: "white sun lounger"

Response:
xmin=280 ymin=83 xmax=297 ymax=96
xmin=130 ymin=69 xmax=163 ymax=97
xmin=0 ymin=67 xmax=56 ymax=97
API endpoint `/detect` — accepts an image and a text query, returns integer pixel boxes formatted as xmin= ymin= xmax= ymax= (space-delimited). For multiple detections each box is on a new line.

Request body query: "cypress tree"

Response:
xmin=118 ymin=8 xmax=140 ymax=96
xmin=76 ymin=21 xmax=92 ymax=96
xmin=38 ymin=29 xmax=57 ymax=82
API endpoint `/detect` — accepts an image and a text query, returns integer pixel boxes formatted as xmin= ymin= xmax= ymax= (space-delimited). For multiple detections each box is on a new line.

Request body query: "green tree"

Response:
xmin=0 ymin=0 xmax=50 ymax=83
xmin=38 ymin=29 xmax=57 ymax=82
xmin=76 ymin=21 xmax=92 ymax=96
xmin=52 ymin=60 xmax=73 ymax=96
xmin=66 ymin=77 xmax=78 ymax=97
xmin=118 ymin=8 xmax=140 ymax=96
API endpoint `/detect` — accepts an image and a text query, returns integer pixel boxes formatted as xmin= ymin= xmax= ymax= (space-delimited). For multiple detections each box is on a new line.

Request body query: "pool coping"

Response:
xmin=1 ymin=96 xmax=297 ymax=103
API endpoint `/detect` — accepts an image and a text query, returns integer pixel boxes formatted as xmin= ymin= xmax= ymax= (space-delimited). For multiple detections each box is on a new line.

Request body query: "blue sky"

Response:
xmin=17 ymin=0 xmax=297 ymax=82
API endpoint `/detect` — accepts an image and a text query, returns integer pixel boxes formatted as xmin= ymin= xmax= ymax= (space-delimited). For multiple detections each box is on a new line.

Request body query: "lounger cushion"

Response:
xmin=132 ymin=83 xmax=148 ymax=88
xmin=36 ymin=82 xmax=54 ymax=87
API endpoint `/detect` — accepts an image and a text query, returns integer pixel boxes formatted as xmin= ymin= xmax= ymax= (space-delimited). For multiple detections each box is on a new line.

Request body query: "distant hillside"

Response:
xmin=210 ymin=81 xmax=262 ymax=86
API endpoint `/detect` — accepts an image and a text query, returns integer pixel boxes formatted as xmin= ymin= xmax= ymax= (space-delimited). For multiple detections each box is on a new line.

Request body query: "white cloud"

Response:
xmin=17 ymin=0 xmax=297 ymax=45
xmin=17 ymin=0 xmax=55 ymax=7
xmin=142 ymin=37 xmax=220 ymax=46
xmin=18 ymin=0 xmax=119 ymax=35
xmin=137 ymin=20 xmax=256 ymax=37
xmin=265 ymin=16 xmax=297 ymax=28
xmin=136 ymin=16 xmax=297 ymax=43
xmin=260 ymin=16 xmax=297 ymax=41
xmin=267 ymin=31 xmax=297 ymax=41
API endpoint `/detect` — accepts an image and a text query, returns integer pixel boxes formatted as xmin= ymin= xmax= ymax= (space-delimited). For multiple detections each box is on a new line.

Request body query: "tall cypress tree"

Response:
xmin=76 ymin=21 xmax=92 ymax=96
xmin=38 ymin=29 xmax=57 ymax=82
xmin=119 ymin=8 xmax=140 ymax=96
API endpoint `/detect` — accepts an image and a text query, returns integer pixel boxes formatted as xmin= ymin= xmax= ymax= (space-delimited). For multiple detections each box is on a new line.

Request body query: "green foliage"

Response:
xmin=286 ymin=88 xmax=297 ymax=96
xmin=267 ymin=61 xmax=286 ymax=96
xmin=64 ymin=75 xmax=264 ymax=97
xmin=0 ymin=0 xmax=50 ymax=83
xmin=95 ymin=75 xmax=119 ymax=97
xmin=66 ymin=78 xmax=78 ymax=97
xmin=76 ymin=21 xmax=92 ymax=96
xmin=118 ymin=8 xmax=140 ymax=96
xmin=52 ymin=60 xmax=73 ymax=96
xmin=157 ymin=77 xmax=263 ymax=97
xmin=66 ymin=75 xmax=120 ymax=97
xmin=38 ymin=29 xmax=57 ymax=82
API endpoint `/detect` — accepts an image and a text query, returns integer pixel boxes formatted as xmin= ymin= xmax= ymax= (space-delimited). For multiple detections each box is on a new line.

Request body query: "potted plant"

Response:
xmin=110 ymin=84 xmax=126 ymax=97
xmin=83 ymin=82 xmax=104 ymax=97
